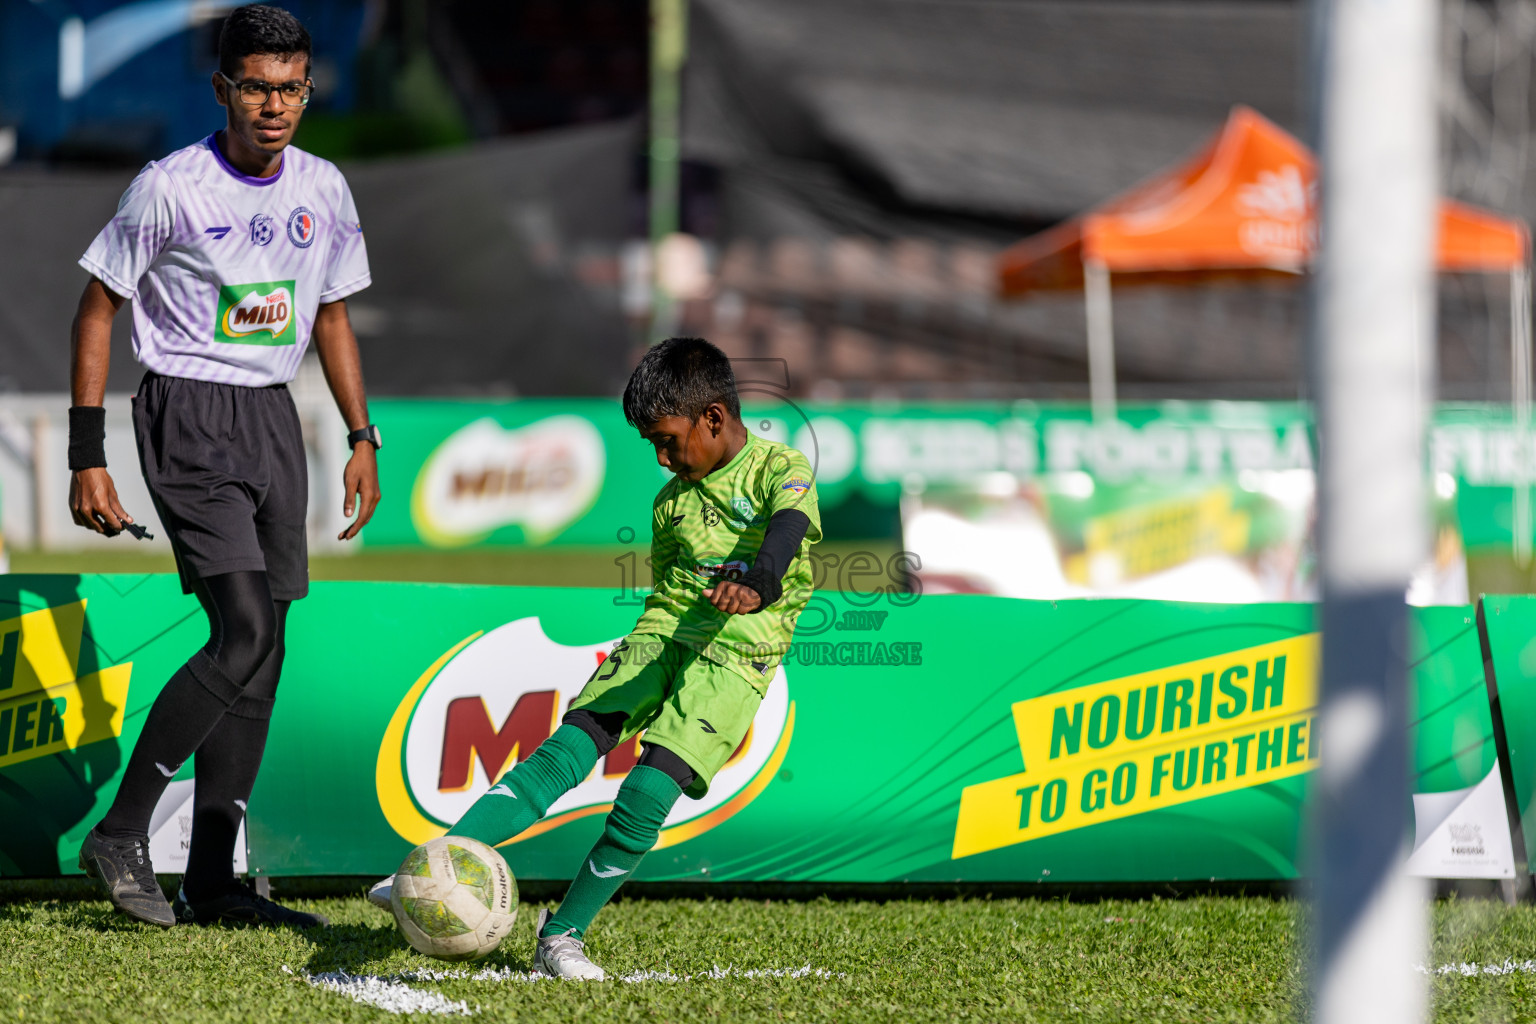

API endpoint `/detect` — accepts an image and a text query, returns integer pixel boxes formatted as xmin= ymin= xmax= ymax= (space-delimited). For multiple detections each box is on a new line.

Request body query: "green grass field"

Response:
xmin=4 ymin=890 xmax=1536 ymax=1022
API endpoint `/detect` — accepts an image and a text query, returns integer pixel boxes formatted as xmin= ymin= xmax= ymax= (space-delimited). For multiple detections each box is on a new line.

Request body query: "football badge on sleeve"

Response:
xmin=287 ymin=206 xmax=316 ymax=248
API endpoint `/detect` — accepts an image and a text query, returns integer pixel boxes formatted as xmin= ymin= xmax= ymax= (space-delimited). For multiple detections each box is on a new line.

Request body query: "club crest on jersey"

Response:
xmin=249 ymin=213 xmax=276 ymax=246
xmin=727 ymin=496 xmax=763 ymax=527
xmin=215 ymin=280 xmax=297 ymax=346
xmin=286 ymin=206 xmax=316 ymax=248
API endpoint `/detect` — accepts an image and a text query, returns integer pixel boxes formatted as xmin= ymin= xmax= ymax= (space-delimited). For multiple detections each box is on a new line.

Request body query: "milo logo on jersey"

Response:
xmin=376 ymin=617 xmax=793 ymax=850
xmin=215 ymin=280 xmax=297 ymax=346
xmin=695 ymin=558 xmax=750 ymax=582
xmin=952 ymin=634 xmax=1318 ymax=858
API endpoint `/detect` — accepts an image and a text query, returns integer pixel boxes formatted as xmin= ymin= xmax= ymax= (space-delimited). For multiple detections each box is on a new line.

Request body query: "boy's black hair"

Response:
xmin=622 ymin=337 xmax=741 ymax=427
xmin=219 ymin=4 xmax=312 ymax=78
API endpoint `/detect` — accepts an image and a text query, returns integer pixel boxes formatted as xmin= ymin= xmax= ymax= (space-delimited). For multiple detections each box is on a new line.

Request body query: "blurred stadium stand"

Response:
xmin=678 ymin=0 xmax=1529 ymax=402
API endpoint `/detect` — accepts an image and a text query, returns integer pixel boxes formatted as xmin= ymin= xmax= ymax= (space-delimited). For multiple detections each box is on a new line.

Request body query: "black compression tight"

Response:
xmin=98 ymin=571 xmax=284 ymax=841
xmin=563 ymin=708 xmax=698 ymax=791
xmin=181 ymin=582 xmax=289 ymax=899
xmin=195 ymin=571 xmax=281 ymax=690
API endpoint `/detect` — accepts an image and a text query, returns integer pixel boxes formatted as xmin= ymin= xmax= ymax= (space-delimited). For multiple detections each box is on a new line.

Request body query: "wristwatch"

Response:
xmin=348 ymin=424 xmax=383 ymax=451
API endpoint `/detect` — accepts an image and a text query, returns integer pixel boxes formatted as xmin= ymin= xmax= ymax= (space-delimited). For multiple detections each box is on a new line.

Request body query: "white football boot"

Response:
xmin=365 ymin=875 xmax=393 ymax=911
xmin=532 ymin=908 xmax=607 ymax=980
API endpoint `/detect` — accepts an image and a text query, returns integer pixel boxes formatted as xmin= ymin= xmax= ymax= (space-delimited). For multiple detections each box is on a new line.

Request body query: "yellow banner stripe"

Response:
xmin=0 ymin=602 xmax=87 ymax=699
xmin=953 ymin=634 xmax=1319 ymax=859
xmin=1013 ymin=634 xmax=1318 ymax=770
xmin=0 ymin=663 xmax=132 ymax=770
xmin=955 ymin=709 xmax=1316 ymax=858
xmin=375 ymin=632 xmax=484 ymax=846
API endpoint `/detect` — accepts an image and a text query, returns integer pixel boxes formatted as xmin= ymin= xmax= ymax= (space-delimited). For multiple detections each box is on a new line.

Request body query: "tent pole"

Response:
xmin=1083 ymin=258 xmax=1116 ymax=420
xmin=1513 ymin=264 xmax=1532 ymax=567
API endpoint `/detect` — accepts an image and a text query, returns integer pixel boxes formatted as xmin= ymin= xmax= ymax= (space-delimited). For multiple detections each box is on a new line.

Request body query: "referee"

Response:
xmin=69 ymin=5 xmax=380 ymax=927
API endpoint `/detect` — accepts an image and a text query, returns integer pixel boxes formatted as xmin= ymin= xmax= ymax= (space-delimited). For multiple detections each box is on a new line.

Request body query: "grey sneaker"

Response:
xmin=365 ymin=875 xmax=393 ymax=911
xmin=172 ymin=881 xmax=329 ymax=929
xmin=532 ymin=908 xmax=606 ymax=980
xmin=77 ymin=827 xmax=176 ymax=928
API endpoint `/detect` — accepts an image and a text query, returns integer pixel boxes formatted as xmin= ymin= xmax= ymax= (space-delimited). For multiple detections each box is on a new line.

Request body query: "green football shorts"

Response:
xmin=567 ymin=633 xmax=764 ymax=797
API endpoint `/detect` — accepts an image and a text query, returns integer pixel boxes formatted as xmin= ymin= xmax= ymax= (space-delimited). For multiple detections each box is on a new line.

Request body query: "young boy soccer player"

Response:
xmin=70 ymin=5 xmax=381 ymax=927
xmin=371 ymin=338 xmax=821 ymax=979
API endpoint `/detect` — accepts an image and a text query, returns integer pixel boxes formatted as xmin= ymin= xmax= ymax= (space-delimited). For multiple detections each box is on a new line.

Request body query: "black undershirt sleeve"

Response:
xmin=737 ymin=508 xmax=812 ymax=612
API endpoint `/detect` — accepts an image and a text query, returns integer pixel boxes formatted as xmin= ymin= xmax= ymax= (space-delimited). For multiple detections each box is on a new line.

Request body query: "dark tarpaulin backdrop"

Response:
xmin=681 ymin=0 xmax=1303 ymax=242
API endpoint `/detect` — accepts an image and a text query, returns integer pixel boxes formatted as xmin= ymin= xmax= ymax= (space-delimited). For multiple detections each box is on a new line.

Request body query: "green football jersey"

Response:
xmin=634 ymin=430 xmax=822 ymax=682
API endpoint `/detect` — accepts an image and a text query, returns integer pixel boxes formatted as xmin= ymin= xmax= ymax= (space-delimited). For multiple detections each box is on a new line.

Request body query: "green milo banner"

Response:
xmin=368 ymin=398 xmax=1536 ymax=554
xmin=0 ymin=574 xmax=1522 ymax=883
xmin=1474 ymin=595 xmax=1536 ymax=869
xmin=366 ymin=399 xmax=1320 ymax=549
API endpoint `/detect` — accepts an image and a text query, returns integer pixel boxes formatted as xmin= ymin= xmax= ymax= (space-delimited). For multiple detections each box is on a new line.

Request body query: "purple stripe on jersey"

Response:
xmin=206 ymin=133 xmax=284 ymax=187
xmin=175 ymin=180 xmax=211 ymax=244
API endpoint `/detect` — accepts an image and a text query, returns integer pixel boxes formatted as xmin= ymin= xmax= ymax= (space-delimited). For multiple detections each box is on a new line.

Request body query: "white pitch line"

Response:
xmin=1417 ymin=960 xmax=1536 ymax=977
xmin=287 ymin=961 xmax=843 ymax=1016
xmin=287 ymin=966 xmax=476 ymax=1016
xmin=398 ymin=963 xmax=844 ymax=984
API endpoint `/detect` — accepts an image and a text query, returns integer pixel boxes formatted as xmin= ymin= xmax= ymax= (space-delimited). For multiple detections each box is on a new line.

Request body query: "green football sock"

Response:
xmin=447 ymin=725 xmax=599 ymax=848
xmin=543 ymin=764 xmax=682 ymax=940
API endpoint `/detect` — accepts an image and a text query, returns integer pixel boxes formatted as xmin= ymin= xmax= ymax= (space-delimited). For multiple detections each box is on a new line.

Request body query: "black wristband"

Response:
xmin=738 ymin=568 xmax=782 ymax=611
xmin=734 ymin=509 xmax=810 ymax=612
xmin=67 ymin=406 xmax=107 ymax=471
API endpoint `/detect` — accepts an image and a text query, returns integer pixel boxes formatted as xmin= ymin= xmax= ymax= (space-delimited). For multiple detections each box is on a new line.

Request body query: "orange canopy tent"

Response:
xmin=997 ymin=106 xmax=1531 ymax=414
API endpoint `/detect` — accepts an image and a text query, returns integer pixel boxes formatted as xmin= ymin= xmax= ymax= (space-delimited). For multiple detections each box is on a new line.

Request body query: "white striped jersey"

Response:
xmin=79 ymin=133 xmax=371 ymax=387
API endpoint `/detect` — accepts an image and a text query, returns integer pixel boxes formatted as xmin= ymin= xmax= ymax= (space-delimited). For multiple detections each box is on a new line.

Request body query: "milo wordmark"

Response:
xmin=376 ymin=617 xmax=793 ymax=852
xmin=216 ymin=280 xmax=297 ymax=346
xmin=410 ymin=416 xmax=607 ymax=547
xmin=952 ymin=634 xmax=1319 ymax=857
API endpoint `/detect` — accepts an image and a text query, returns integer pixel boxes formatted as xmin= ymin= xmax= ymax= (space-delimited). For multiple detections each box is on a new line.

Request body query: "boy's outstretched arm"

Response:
xmin=704 ymin=508 xmax=813 ymax=614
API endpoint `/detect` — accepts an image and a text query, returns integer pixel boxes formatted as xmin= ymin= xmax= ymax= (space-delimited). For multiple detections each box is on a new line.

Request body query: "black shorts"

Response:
xmin=132 ymin=371 xmax=310 ymax=601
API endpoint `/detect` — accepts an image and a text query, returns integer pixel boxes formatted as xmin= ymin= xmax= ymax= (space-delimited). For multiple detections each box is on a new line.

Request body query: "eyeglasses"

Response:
xmin=219 ymin=72 xmax=313 ymax=108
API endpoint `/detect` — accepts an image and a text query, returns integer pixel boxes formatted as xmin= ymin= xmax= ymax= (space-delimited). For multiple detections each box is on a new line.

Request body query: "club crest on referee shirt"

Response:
xmin=286 ymin=207 xmax=316 ymax=248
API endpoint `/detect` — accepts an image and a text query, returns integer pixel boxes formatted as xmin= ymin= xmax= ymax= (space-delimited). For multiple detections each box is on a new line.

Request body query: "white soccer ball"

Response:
xmin=390 ymin=835 xmax=518 ymax=961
